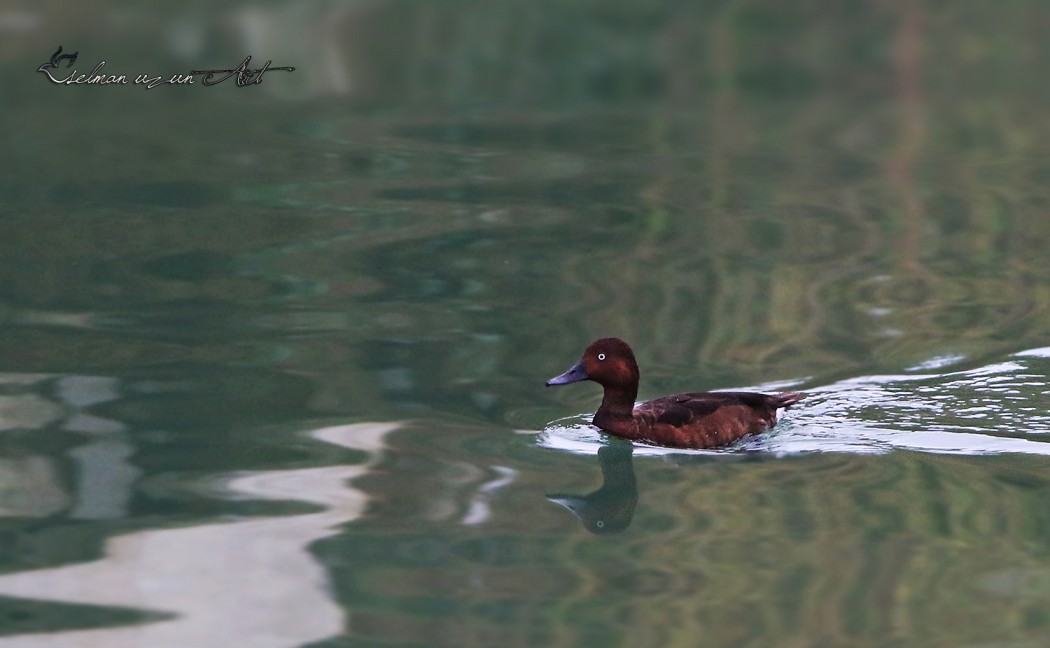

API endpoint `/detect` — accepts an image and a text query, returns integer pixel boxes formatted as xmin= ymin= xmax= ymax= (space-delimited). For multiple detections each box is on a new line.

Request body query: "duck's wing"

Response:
xmin=635 ymin=391 xmax=803 ymax=448
xmin=640 ymin=391 xmax=786 ymax=424
xmin=639 ymin=393 xmax=724 ymax=428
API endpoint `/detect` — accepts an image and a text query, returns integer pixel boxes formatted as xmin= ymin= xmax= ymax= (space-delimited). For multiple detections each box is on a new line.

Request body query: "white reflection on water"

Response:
xmin=461 ymin=465 xmax=517 ymax=526
xmin=0 ymin=373 xmax=132 ymax=519
xmin=537 ymin=346 xmax=1050 ymax=458
xmin=0 ymin=422 xmax=396 ymax=648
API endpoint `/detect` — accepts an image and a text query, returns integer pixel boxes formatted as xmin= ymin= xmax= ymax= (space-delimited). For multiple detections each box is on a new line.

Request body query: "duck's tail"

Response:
xmin=772 ymin=392 xmax=805 ymax=409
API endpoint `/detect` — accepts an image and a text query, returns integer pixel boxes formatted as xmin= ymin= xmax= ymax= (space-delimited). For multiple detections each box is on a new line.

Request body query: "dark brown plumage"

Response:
xmin=546 ymin=338 xmax=803 ymax=449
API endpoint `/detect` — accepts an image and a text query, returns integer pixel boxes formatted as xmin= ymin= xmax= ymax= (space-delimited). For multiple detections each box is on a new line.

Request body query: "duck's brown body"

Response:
xmin=598 ymin=390 xmax=803 ymax=449
xmin=547 ymin=338 xmax=803 ymax=449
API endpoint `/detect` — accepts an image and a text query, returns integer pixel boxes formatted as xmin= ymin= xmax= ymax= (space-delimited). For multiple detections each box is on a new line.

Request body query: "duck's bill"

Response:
xmin=546 ymin=360 xmax=589 ymax=386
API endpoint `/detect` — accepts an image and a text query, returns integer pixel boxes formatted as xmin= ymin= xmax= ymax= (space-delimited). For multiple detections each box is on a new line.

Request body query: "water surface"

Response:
xmin=3 ymin=2 xmax=1050 ymax=646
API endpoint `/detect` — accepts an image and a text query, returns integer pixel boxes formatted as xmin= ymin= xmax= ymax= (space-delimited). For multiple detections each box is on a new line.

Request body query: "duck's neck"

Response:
xmin=595 ymin=383 xmax=638 ymax=424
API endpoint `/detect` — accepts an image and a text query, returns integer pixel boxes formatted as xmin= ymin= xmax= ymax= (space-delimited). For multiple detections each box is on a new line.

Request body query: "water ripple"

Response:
xmin=0 ymin=422 xmax=396 ymax=648
xmin=538 ymin=346 xmax=1050 ymax=457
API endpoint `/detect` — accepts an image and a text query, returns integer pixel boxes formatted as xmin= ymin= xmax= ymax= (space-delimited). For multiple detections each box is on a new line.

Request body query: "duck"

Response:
xmin=546 ymin=338 xmax=803 ymax=449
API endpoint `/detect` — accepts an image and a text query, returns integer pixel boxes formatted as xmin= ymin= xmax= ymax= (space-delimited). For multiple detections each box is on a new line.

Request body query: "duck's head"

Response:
xmin=546 ymin=337 xmax=639 ymax=390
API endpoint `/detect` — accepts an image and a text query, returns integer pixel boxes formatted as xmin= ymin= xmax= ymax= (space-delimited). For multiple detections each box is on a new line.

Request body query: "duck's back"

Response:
xmin=633 ymin=391 xmax=803 ymax=449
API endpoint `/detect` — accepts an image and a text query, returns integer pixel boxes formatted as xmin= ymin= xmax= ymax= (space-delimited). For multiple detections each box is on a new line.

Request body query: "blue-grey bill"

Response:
xmin=546 ymin=360 xmax=589 ymax=386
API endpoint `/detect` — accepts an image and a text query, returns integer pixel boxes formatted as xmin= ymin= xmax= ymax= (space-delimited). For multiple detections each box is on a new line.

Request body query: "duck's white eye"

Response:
xmin=597 ymin=353 xmax=606 ymax=361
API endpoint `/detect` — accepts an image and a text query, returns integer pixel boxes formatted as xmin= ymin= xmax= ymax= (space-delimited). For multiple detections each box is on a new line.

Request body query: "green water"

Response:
xmin=3 ymin=2 xmax=1050 ymax=646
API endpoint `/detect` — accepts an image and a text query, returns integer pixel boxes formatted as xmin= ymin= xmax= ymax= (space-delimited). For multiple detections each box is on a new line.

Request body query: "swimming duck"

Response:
xmin=546 ymin=338 xmax=803 ymax=449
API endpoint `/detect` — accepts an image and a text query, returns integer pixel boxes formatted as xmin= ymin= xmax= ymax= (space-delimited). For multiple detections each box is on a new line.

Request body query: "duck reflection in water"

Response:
xmin=547 ymin=444 xmax=637 ymax=534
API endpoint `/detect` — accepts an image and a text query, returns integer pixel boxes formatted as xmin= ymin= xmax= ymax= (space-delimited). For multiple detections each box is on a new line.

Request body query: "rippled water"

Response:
xmin=5 ymin=2 xmax=1050 ymax=647
xmin=543 ymin=347 xmax=1050 ymax=457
